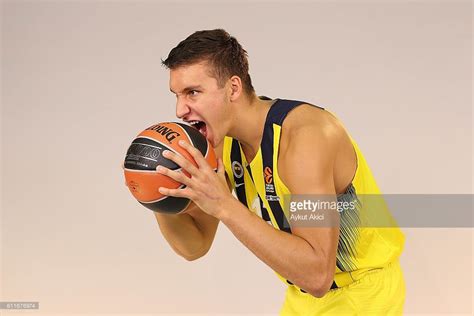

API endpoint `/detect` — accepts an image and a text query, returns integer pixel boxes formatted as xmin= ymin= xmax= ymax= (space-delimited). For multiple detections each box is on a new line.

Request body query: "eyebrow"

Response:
xmin=170 ymin=85 xmax=203 ymax=94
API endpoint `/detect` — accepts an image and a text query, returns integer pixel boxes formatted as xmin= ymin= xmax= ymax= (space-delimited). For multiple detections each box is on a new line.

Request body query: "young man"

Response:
xmin=154 ymin=29 xmax=406 ymax=315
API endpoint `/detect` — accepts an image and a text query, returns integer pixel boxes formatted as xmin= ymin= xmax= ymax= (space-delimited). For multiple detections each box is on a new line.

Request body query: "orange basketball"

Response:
xmin=123 ymin=122 xmax=217 ymax=214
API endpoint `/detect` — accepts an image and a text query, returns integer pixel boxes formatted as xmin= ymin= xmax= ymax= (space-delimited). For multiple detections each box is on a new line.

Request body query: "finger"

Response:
xmin=178 ymin=140 xmax=210 ymax=170
xmin=156 ymin=166 xmax=193 ymax=188
xmin=158 ymin=186 xmax=193 ymax=199
xmin=162 ymin=149 xmax=199 ymax=176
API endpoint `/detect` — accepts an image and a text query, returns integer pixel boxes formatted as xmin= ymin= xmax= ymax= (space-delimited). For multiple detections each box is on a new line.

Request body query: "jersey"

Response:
xmin=222 ymin=98 xmax=405 ymax=295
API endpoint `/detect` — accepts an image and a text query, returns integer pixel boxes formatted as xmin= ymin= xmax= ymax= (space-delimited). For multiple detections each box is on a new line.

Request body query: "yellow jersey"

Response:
xmin=222 ymin=98 xmax=405 ymax=293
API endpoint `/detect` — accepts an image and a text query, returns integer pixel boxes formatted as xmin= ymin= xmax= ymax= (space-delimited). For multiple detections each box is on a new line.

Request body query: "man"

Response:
xmin=154 ymin=29 xmax=405 ymax=315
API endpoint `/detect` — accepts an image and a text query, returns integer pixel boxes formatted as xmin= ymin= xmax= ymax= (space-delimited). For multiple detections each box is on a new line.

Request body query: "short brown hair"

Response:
xmin=162 ymin=29 xmax=255 ymax=95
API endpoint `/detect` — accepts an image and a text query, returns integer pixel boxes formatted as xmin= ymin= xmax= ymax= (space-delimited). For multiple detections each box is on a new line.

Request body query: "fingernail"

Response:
xmin=179 ymin=140 xmax=185 ymax=146
xmin=156 ymin=166 xmax=163 ymax=172
xmin=162 ymin=150 xmax=170 ymax=156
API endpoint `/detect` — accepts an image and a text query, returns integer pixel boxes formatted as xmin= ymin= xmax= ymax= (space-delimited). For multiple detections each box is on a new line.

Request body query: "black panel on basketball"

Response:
xmin=125 ymin=137 xmax=179 ymax=170
xmin=140 ymin=195 xmax=191 ymax=214
xmin=177 ymin=123 xmax=208 ymax=157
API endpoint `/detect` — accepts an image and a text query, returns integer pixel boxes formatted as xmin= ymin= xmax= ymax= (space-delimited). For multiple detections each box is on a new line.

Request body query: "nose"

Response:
xmin=175 ymin=97 xmax=191 ymax=119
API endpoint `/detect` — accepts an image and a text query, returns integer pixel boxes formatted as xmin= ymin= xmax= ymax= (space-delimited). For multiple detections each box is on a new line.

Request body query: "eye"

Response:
xmin=188 ymin=90 xmax=199 ymax=96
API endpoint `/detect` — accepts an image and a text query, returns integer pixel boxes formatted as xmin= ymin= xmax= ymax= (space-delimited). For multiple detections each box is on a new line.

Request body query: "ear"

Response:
xmin=229 ymin=75 xmax=243 ymax=101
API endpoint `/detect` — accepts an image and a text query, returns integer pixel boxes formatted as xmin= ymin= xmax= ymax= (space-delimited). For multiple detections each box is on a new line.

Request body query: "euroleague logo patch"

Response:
xmin=264 ymin=166 xmax=273 ymax=184
xmin=232 ymin=161 xmax=244 ymax=179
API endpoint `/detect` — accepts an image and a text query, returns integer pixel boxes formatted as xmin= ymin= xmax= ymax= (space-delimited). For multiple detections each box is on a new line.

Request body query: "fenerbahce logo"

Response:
xmin=232 ymin=161 xmax=244 ymax=179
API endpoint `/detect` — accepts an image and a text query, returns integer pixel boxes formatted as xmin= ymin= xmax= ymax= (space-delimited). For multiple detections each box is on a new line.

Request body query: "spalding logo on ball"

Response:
xmin=123 ymin=122 xmax=217 ymax=214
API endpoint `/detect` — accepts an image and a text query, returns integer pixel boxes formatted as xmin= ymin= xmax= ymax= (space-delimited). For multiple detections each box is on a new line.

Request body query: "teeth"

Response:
xmin=188 ymin=121 xmax=200 ymax=126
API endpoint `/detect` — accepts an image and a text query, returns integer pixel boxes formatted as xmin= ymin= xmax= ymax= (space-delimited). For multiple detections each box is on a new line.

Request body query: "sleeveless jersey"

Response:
xmin=222 ymin=98 xmax=405 ymax=292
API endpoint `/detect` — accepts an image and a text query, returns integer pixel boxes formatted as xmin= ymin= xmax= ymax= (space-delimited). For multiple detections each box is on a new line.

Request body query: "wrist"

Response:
xmin=216 ymin=195 xmax=240 ymax=222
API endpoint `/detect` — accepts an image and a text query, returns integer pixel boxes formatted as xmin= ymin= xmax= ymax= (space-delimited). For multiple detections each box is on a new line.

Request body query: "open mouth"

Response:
xmin=188 ymin=120 xmax=207 ymax=138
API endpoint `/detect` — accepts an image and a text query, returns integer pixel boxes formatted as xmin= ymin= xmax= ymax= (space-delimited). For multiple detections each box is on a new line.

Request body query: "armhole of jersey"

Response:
xmin=223 ymin=136 xmax=235 ymax=190
xmin=349 ymin=137 xmax=382 ymax=195
xmin=324 ymin=109 xmax=366 ymax=194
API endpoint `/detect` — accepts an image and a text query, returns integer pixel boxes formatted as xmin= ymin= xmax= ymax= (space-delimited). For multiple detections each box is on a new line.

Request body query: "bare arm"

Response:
xmin=154 ymin=142 xmax=231 ymax=261
xmin=218 ymin=121 xmax=341 ymax=297
xmin=154 ymin=201 xmax=219 ymax=260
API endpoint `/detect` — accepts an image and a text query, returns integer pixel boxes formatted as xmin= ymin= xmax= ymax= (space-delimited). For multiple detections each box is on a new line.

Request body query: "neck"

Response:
xmin=227 ymin=94 xmax=274 ymax=161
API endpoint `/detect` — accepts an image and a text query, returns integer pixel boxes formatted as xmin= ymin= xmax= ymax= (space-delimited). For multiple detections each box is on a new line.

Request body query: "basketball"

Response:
xmin=123 ymin=122 xmax=217 ymax=214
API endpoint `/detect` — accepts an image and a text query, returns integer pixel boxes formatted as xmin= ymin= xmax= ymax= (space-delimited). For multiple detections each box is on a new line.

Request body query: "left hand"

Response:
xmin=157 ymin=140 xmax=234 ymax=218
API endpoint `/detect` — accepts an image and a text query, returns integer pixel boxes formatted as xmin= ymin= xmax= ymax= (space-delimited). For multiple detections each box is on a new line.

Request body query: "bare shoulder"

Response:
xmin=281 ymin=103 xmax=346 ymax=147
xmin=279 ymin=103 xmax=357 ymax=195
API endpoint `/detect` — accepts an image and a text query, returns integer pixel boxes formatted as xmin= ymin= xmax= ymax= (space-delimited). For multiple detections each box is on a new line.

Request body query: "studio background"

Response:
xmin=1 ymin=0 xmax=472 ymax=315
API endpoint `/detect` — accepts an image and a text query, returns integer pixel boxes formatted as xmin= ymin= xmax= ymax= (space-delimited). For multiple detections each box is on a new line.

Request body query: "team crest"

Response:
xmin=232 ymin=161 xmax=244 ymax=179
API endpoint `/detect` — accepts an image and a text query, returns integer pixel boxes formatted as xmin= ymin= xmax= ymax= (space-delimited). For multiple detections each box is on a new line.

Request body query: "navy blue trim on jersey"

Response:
xmin=231 ymin=139 xmax=249 ymax=208
xmin=246 ymin=165 xmax=272 ymax=222
xmin=266 ymin=98 xmax=324 ymax=125
xmin=260 ymin=98 xmax=323 ymax=234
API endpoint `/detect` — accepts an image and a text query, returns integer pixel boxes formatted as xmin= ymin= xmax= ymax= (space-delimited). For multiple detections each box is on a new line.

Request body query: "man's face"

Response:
xmin=169 ymin=62 xmax=231 ymax=148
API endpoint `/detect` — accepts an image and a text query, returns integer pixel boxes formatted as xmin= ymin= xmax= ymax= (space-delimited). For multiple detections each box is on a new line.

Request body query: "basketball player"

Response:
xmin=154 ymin=29 xmax=406 ymax=315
